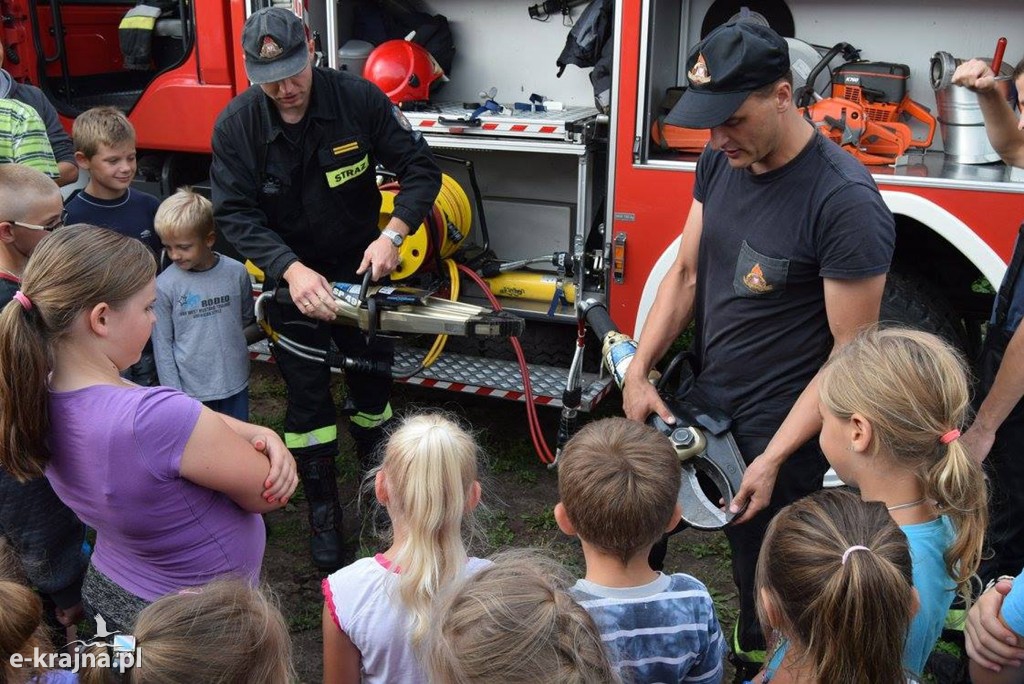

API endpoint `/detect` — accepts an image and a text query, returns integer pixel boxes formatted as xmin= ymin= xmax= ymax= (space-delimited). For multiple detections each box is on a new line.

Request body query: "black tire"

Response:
xmin=879 ymin=271 xmax=967 ymax=351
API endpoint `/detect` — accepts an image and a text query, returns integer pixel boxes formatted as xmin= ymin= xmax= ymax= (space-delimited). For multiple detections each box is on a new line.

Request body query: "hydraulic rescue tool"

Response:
xmin=578 ymin=299 xmax=747 ymax=530
xmin=255 ymin=272 xmax=525 ymax=376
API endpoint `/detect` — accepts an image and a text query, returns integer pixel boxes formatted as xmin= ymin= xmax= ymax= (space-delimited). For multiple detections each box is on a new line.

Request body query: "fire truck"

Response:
xmin=2 ymin=0 xmax=1022 ymax=442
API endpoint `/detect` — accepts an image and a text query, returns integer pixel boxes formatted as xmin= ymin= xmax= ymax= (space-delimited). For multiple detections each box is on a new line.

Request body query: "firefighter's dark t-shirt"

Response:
xmin=690 ymin=133 xmax=895 ymax=441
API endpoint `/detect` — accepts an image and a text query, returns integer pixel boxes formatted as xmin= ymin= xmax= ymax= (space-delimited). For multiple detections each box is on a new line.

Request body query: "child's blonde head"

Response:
xmin=557 ymin=417 xmax=680 ymax=563
xmin=79 ymin=579 xmax=294 ymax=684
xmin=426 ymin=550 xmax=617 ymax=684
xmin=757 ymin=488 xmax=916 ymax=684
xmin=374 ymin=411 xmax=480 ymax=645
xmin=72 ymin=106 xmax=135 ymax=158
xmin=154 ymin=187 xmax=215 ymax=242
xmin=819 ymin=326 xmax=987 ymax=600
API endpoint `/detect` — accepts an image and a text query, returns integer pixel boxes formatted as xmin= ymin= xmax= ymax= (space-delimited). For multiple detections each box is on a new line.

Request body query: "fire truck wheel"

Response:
xmin=879 ymin=270 xmax=967 ymax=351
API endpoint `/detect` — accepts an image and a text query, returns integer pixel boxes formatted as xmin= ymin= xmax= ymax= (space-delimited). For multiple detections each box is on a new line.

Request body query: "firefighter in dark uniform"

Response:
xmin=210 ymin=7 xmax=441 ymax=570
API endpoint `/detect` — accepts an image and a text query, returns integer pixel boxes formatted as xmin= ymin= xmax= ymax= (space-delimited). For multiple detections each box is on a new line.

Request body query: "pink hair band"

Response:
xmin=841 ymin=545 xmax=871 ymax=565
xmin=940 ymin=429 xmax=961 ymax=445
xmin=13 ymin=291 xmax=32 ymax=311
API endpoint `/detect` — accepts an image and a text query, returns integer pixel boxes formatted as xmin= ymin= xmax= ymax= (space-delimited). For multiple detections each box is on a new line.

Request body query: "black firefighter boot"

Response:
xmin=296 ymin=454 xmax=346 ymax=571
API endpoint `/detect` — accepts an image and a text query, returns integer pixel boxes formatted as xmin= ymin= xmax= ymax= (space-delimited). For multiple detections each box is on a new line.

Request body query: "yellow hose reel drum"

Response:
xmin=379 ymin=174 xmax=471 ymax=280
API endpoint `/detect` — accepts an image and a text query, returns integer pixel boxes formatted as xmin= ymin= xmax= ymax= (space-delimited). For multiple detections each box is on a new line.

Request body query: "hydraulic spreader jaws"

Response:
xmin=646 ymin=398 xmax=747 ymax=530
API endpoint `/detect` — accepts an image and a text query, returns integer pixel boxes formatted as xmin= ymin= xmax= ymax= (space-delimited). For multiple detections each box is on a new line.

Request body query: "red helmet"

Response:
xmin=363 ymin=39 xmax=445 ymax=104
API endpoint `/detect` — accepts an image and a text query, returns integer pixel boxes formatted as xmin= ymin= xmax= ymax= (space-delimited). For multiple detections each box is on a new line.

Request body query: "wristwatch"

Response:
xmin=381 ymin=228 xmax=404 ymax=247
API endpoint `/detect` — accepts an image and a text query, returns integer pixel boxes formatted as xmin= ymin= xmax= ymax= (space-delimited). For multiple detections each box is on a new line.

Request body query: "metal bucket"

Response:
xmin=931 ymin=52 xmax=1015 ymax=164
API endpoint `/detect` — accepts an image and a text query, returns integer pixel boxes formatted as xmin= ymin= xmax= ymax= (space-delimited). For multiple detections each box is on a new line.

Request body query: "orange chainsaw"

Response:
xmin=798 ymin=47 xmax=937 ymax=165
xmin=802 ymin=97 xmax=914 ymax=165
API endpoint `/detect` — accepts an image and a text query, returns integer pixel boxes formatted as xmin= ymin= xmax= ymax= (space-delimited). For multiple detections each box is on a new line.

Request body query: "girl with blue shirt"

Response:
xmin=750 ymin=489 xmax=919 ymax=683
xmin=817 ymin=327 xmax=987 ymax=677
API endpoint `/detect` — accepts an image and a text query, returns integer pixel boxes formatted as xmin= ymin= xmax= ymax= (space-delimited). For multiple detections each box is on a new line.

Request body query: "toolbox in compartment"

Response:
xmin=402 ymin=103 xmax=601 ymax=143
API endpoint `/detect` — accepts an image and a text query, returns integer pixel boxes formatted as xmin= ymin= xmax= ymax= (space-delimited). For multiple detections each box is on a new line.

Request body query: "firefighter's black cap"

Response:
xmin=665 ymin=22 xmax=790 ymax=129
xmin=242 ymin=7 xmax=310 ymax=85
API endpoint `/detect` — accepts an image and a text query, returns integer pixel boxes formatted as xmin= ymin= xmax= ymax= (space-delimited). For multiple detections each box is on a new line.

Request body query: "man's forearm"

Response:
xmin=977 ymin=89 xmax=1024 ymax=168
xmin=627 ymin=270 xmax=695 ymax=380
xmin=976 ymin=324 xmax=1024 ymax=433
xmin=760 ymin=371 xmax=826 ymax=466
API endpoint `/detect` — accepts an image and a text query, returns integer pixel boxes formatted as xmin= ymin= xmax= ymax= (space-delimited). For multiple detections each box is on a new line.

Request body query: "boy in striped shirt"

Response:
xmin=556 ymin=417 xmax=726 ymax=683
xmin=0 ymin=98 xmax=58 ymax=179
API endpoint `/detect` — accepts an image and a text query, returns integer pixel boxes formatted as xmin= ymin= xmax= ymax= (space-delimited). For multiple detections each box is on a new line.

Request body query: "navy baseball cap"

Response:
xmin=665 ymin=22 xmax=790 ymax=129
xmin=241 ymin=7 xmax=310 ymax=84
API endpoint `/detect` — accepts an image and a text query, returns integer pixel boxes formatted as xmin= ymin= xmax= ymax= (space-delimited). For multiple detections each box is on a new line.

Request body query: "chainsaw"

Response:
xmin=803 ymin=96 xmax=914 ymax=165
xmin=798 ymin=44 xmax=937 ymax=164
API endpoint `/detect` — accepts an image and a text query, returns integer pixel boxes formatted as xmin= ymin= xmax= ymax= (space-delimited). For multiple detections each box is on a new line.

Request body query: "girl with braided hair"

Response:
xmin=425 ymin=550 xmax=617 ymax=684
xmin=753 ymin=488 xmax=920 ymax=683
xmin=817 ymin=326 xmax=987 ymax=676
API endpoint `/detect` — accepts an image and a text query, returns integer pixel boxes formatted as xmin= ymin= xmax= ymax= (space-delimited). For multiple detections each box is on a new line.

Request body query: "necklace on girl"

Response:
xmin=886 ymin=498 xmax=926 ymax=512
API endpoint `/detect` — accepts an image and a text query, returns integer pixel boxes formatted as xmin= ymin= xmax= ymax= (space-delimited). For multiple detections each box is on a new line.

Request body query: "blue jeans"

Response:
xmin=203 ymin=387 xmax=249 ymax=422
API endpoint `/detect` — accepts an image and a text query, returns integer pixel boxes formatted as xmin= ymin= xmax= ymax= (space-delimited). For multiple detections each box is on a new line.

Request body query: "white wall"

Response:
xmin=405 ymin=0 xmax=598 ymax=107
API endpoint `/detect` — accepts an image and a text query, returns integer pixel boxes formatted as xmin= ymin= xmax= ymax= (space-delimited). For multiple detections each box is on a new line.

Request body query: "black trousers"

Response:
xmin=724 ymin=434 xmax=828 ymax=659
xmin=976 ymin=325 xmax=1024 ymax=584
xmin=268 ymin=299 xmax=394 ymax=463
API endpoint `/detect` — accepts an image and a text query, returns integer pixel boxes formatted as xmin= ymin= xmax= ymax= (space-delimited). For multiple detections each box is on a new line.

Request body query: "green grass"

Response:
xmin=521 ymin=507 xmax=557 ymax=531
xmin=479 ymin=509 xmax=516 ymax=549
xmin=678 ymin=534 xmax=731 ymax=560
xmin=287 ymin=602 xmax=323 ymax=632
xmin=708 ymin=587 xmax=739 ymax=626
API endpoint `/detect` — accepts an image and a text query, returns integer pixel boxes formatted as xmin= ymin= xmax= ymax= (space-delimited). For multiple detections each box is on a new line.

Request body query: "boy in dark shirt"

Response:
xmin=66 ymin=106 xmax=161 ymax=385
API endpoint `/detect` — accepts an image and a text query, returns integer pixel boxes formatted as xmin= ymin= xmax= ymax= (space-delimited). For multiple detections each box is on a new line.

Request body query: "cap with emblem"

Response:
xmin=664 ymin=21 xmax=790 ymax=129
xmin=241 ymin=7 xmax=310 ymax=85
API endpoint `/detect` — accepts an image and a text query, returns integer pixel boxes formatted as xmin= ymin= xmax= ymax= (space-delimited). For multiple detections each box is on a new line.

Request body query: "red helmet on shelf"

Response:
xmin=363 ymin=39 xmax=446 ymax=104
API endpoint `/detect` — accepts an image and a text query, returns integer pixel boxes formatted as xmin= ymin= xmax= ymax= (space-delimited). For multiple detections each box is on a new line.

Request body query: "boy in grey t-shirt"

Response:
xmin=153 ymin=188 xmax=257 ymax=420
xmin=556 ymin=418 xmax=726 ymax=683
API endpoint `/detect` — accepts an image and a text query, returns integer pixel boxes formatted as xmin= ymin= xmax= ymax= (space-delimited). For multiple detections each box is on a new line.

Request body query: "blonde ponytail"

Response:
xmin=377 ymin=412 xmax=480 ymax=645
xmin=820 ymin=326 xmax=987 ymax=602
xmin=927 ymin=438 xmax=987 ymax=601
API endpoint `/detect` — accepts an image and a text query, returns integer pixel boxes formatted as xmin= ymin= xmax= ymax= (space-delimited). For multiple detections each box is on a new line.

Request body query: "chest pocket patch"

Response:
xmin=733 ymin=240 xmax=789 ymax=299
xmin=325 ymin=154 xmax=369 ymax=188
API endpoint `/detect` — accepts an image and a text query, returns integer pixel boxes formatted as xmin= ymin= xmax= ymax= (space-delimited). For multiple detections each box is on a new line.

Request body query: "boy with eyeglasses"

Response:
xmin=0 ymin=163 xmax=63 ymax=300
xmin=0 ymin=162 xmax=88 ymax=647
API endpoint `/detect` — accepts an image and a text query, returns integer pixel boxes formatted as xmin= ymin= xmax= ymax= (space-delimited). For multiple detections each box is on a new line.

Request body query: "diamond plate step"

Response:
xmin=249 ymin=340 xmax=614 ymax=411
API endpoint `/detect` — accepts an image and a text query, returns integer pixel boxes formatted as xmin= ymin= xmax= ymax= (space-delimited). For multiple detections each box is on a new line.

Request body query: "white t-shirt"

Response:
xmin=323 ymin=553 xmax=490 ymax=683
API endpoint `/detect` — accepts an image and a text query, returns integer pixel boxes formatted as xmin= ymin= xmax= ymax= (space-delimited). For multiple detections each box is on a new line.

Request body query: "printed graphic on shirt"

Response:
xmin=177 ymin=291 xmax=234 ymax=320
xmin=744 ymin=263 xmax=773 ymax=293
xmin=325 ymin=154 xmax=369 ymax=188
xmin=733 ymin=240 xmax=789 ymax=299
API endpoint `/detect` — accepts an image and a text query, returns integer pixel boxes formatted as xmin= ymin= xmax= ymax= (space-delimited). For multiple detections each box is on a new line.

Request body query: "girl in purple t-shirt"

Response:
xmin=0 ymin=226 xmax=297 ymax=632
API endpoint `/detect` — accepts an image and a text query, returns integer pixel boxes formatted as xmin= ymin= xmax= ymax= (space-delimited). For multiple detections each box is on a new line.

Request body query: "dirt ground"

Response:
xmin=249 ymin=363 xmax=741 ymax=683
